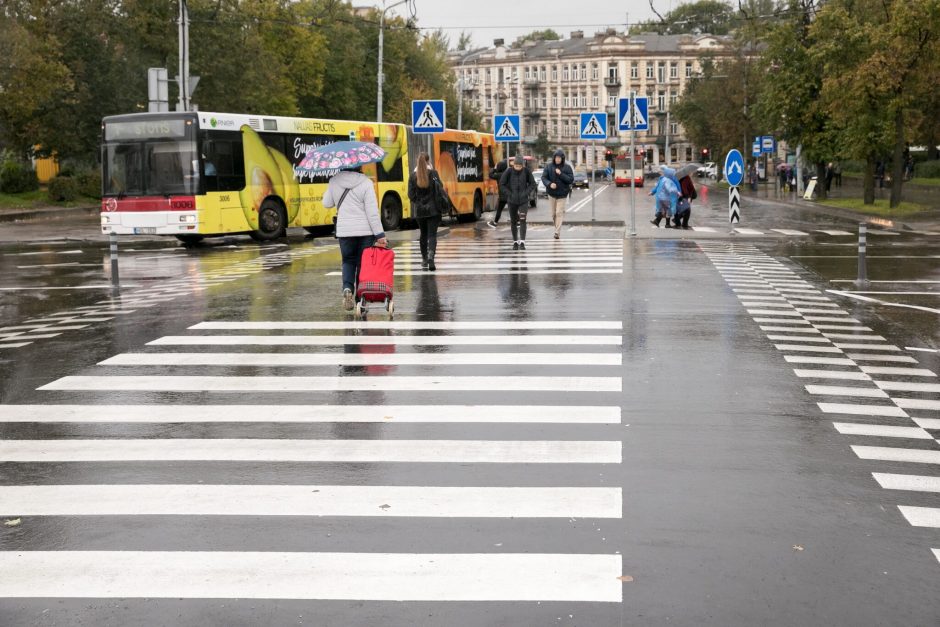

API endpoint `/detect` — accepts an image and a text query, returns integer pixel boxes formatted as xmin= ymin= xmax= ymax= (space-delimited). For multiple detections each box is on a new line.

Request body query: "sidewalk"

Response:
xmin=0 ymin=203 xmax=98 ymax=223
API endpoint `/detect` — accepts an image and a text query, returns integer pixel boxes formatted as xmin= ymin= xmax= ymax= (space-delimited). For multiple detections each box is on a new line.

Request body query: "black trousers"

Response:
xmin=417 ymin=214 xmax=441 ymax=260
xmin=494 ymin=198 xmax=506 ymax=223
xmin=674 ymin=208 xmax=691 ymax=227
xmin=508 ymin=203 xmax=527 ymax=241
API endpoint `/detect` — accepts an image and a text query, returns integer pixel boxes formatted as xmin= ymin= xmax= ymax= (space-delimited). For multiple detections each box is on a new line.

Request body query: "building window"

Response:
xmin=608 ymin=94 xmax=616 ymax=107
xmin=524 ymin=67 xmax=530 ymax=80
xmin=670 ymin=122 xmax=678 ymax=135
xmin=658 ymin=92 xmax=665 ymax=111
xmin=631 ymin=62 xmax=638 ymax=79
xmin=592 ymin=95 xmax=599 ymax=107
xmin=670 ymin=93 xmax=678 ymax=106
xmin=608 ymin=65 xmax=618 ymax=79
xmin=685 ymin=62 xmax=693 ymax=78
xmin=646 ymin=64 xmax=654 ymax=79
xmin=540 ymin=66 xmax=547 ymax=81
xmin=552 ymin=96 xmax=558 ymax=108
xmin=657 ymin=63 xmax=665 ymax=83
xmin=670 ymin=62 xmax=678 ymax=79
xmin=592 ymin=63 xmax=599 ymax=79
xmin=486 ymin=95 xmax=492 ymax=110
xmin=552 ymin=66 xmax=558 ymax=81
xmin=563 ymin=94 xmax=570 ymax=108
xmin=563 ymin=66 xmax=570 ymax=81
xmin=541 ymin=94 xmax=547 ymax=108
xmin=563 ymin=120 xmax=570 ymax=137
xmin=580 ymin=65 xmax=587 ymax=80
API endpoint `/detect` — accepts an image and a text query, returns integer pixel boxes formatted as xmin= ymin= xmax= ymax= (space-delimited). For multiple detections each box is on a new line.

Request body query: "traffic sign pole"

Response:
xmin=617 ymin=94 xmax=646 ymax=237
xmin=591 ymin=140 xmax=596 ymax=222
xmin=629 ymin=92 xmax=636 ymax=237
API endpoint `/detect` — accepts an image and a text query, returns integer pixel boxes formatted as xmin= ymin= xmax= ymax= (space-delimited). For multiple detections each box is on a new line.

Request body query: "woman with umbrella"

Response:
xmin=311 ymin=142 xmax=388 ymax=311
xmin=407 ymin=152 xmax=442 ymax=271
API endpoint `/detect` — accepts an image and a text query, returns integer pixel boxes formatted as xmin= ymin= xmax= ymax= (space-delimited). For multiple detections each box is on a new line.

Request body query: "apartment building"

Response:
xmin=449 ymin=30 xmax=733 ymax=168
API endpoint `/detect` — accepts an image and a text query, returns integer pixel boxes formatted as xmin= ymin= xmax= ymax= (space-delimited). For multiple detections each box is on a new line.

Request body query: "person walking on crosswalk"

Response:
xmin=499 ymin=155 xmax=536 ymax=250
xmin=487 ymin=158 xmax=508 ymax=228
xmin=540 ymin=150 xmax=574 ymax=239
xmin=407 ymin=152 xmax=442 ymax=271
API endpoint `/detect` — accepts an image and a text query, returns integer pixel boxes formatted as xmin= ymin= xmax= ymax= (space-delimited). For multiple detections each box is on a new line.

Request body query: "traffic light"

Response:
xmin=605 ymin=150 xmax=613 ymax=163
xmin=701 ymin=148 xmax=709 ymax=158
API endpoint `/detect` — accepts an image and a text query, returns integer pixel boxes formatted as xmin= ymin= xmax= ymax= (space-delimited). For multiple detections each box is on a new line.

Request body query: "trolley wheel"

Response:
xmin=387 ymin=300 xmax=395 ymax=316
xmin=354 ymin=301 xmax=363 ymax=318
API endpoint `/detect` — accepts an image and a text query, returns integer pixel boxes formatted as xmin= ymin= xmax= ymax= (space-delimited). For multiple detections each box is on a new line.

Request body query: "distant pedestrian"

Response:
xmin=541 ymin=149 xmax=574 ymax=239
xmin=833 ymin=162 xmax=842 ymax=187
xmin=649 ymin=166 xmax=679 ymax=228
xmin=825 ymin=162 xmax=834 ymax=192
xmin=875 ymin=161 xmax=885 ymax=188
xmin=323 ymin=167 xmax=388 ymax=311
xmin=499 ymin=154 xmax=536 ymax=250
xmin=407 ymin=152 xmax=442 ymax=272
xmin=487 ymin=158 xmax=508 ymax=228
xmin=748 ymin=162 xmax=758 ymax=191
xmin=673 ymin=174 xmax=696 ymax=229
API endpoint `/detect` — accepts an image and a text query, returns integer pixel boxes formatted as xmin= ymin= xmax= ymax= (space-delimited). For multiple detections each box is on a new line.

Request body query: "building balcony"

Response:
xmin=523 ymin=109 xmax=541 ymax=118
xmin=603 ymin=76 xmax=622 ymax=88
xmin=523 ymin=78 xmax=540 ymax=88
xmin=522 ymin=135 xmax=538 ymax=144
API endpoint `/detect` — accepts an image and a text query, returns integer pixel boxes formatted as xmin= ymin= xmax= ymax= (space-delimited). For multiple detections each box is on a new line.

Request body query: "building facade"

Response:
xmin=449 ymin=30 xmax=732 ymax=169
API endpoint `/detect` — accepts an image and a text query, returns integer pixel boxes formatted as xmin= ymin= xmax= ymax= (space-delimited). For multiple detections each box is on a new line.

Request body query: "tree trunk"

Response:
xmin=890 ymin=108 xmax=904 ymax=209
xmin=863 ymin=155 xmax=875 ymax=205
xmin=816 ymin=161 xmax=827 ymax=200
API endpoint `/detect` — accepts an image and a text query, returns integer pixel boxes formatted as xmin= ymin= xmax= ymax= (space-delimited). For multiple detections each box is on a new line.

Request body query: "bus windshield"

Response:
xmin=102 ymin=118 xmax=199 ymax=197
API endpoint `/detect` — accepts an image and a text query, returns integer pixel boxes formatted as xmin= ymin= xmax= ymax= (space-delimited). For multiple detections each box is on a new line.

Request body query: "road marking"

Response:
xmin=894 ymin=398 xmax=940 ymax=411
xmin=761 ymin=326 xmax=822 ymax=333
xmin=734 ymin=228 xmax=764 ymax=235
xmin=0 ymin=342 xmax=31 ymax=349
xmin=818 ymin=403 xmax=908 ymax=417
xmin=822 ymin=334 xmax=887 ymax=341
xmin=906 ymin=347 xmax=940 ymax=353
xmin=192 ymin=321 xmax=624 ymax=331
xmin=793 ymin=370 xmax=871 ymax=380
xmin=873 ymin=473 xmax=940 ymax=492
xmin=0 ymin=485 xmax=623 ymax=518
xmin=766 ymin=335 xmax=830 ymax=342
xmin=774 ymin=345 xmax=844 ymax=353
xmin=785 ymin=356 xmax=855 ymax=365
xmin=805 ymin=385 xmax=888 ymax=398
xmin=834 ymin=423 xmax=931 ymax=439
xmin=814 ymin=325 xmax=873 ymax=331
xmin=846 ymin=353 xmax=918 ymax=363
xmin=859 ymin=366 xmax=935 ymax=377
xmin=833 ymin=344 xmax=901 ymax=351
xmin=873 ymin=380 xmax=940 ymax=393
xmin=0 ymin=438 xmax=622 ymax=464
xmin=100 ymin=352 xmax=623 ymax=367
xmin=828 ymin=289 xmax=940 ymax=315
xmin=747 ymin=309 xmax=803 ymax=317
xmin=39 ymin=375 xmax=622 ymax=393
xmin=149 ymin=334 xmax=623 ymax=347
xmin=327 ymin=269 xmax=624 ymax=277
xmin=913 ymin=418 xmax=940 ymax=429
xmin=0 ymin=404 xmax=621 ymax=424
xmin=0 ymin=551 xmax=622 ymax=602
xmin=752 ymin=318 xmax=811 ymax=325
xmin=691 ymin=226 xmax=717 ymax=232
xmin=852 ymin=445 xmax=940 ymax=464
xmin=898 ymin=506 xmax=940 ymax=528
xmin=815 ymin=230 xmax=854 ymax=236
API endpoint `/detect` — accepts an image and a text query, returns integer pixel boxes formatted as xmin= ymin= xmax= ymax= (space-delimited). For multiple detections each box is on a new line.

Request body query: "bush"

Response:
xmin=47 ymin=176 xmax=80 ymax=202
xmin=0 ymin=160 xmax=40 ymax=194
xmin=76 ymin=168 xmax=102 ymax=198
xmin=913 ymin=159 xmax=940 ymax=179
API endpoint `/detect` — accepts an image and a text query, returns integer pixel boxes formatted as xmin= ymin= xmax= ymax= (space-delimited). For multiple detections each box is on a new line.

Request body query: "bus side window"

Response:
xmin=204 ymin=139 xmax=245 ymax=192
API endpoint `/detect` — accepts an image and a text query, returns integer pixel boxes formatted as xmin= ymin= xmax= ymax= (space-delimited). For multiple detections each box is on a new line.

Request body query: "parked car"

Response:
xmin=697 ymin=162 xmax=717 ymax=178
xmin=572 ymin=171 xmax=590 ymax=189
xmin=536 ymin=177 xmax=547 ymax=197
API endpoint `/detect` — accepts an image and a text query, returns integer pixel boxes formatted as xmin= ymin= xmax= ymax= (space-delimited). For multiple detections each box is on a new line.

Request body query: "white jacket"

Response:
xmin=323 ymin=171 xmax=385 ymax=238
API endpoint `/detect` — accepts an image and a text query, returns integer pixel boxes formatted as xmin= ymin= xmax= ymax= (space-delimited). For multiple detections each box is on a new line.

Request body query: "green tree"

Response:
xmin=533 ymin=131 xmax=552 ymax=161
xmin=513 ymin=29 xmax=561 ymax=46
xmin=631 ymin=0 xmax=736 ymax=35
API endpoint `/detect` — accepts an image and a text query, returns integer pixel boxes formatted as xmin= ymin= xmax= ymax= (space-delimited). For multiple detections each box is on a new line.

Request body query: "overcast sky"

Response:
xmin=395 ymin=0 xmax=674 ymax=49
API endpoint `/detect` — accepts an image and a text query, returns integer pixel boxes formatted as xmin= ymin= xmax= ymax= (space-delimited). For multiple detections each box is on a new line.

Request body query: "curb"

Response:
xmin=0 ymin=205 xmax=98 ymax=224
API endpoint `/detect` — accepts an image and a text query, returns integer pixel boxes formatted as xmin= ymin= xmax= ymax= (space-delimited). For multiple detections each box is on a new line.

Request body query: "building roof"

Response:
xmin=449 ymin=32 xmax=731 ymax=65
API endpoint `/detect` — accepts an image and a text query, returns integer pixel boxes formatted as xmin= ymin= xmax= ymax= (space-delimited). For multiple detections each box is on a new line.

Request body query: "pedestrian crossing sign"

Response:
xmin=493 ymin=115 xmax=521 ymax=142
xmin=579 ymin=112 xmax=607 ymax=140
xmin=412 ymin=100 xmax=446 ymax=134
xmin=617 ymin=97 xmax=648 ymax=131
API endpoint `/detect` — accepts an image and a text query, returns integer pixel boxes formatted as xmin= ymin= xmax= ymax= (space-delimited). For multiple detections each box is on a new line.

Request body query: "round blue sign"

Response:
xmin=724 ymin=149 xmax=745 ymax=187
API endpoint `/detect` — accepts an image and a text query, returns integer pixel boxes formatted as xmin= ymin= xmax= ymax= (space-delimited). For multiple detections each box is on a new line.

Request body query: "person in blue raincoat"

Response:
xmin=648 ymin=166 xmax=679 ymax=228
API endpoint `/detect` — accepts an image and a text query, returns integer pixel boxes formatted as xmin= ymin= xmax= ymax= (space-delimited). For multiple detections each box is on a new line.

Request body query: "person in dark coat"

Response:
xmin=673 ymin=175 xmax=696 ymax=229
xmin=407 ymin=152 xmax=442 ymax=271
xmin=487 ymin=158 xmax=508 ymax=228
xmin=541 ymin=149 xmax=575 ymax=239
xmin=499 ymin=154 xmax=536 ymax=250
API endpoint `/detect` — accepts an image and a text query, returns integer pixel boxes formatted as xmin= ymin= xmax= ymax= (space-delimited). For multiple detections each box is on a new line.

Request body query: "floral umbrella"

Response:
xmin=295 ymin=141 xmax=386 ymax=174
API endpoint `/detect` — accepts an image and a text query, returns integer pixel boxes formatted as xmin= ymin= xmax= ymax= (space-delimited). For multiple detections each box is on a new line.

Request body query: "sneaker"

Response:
xmin=342 ymin=288 xmax=354 ymax=311
xmin=512 ymin=241 xmax=519 ymax=251
xmin=487 ymin=220 xmax=498 ymax=228
xmin=519 ymin=241 xmax=526 ymax=250
xmin=553 ymin=232 xmax=560 ymax=239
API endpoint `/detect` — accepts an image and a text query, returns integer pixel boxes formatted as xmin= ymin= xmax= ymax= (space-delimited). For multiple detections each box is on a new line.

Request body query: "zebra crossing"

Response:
xmin=699 ymin=241 xmax=940 ymax=566
xmin=0 ymin=318 xmax=626 ymax=606
xmin=325 ymin=237 xmax=624 ymax=277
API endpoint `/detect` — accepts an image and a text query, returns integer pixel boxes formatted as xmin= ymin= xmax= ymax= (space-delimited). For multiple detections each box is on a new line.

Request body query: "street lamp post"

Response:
xmin=376 ymin=0 xmax=410 ymax=123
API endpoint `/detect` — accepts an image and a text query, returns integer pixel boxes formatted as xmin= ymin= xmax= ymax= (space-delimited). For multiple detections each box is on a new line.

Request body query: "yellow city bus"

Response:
xmin=100 ymin=111 xmax=496 ymax=243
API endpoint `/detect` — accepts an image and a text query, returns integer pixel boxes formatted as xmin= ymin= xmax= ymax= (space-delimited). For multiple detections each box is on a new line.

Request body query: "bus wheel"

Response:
xmin=251 ymin=200 xmax=286 ymax=241
xmin=175 ymin=234 xmax=204 ymax=246
xmin=380 ymin=194 xmax=402 ymax=232
xmin=472 ymin=192 xmax=483 ymax=221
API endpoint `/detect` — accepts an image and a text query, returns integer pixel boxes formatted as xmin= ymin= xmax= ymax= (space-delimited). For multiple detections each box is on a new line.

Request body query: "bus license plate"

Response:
xmin=133 ymin=227 xmax=157 ymax=234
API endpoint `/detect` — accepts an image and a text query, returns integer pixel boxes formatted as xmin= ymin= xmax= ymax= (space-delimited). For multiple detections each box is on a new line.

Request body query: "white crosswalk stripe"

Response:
xmin=5 ymin=315 xmax=626 ymax=608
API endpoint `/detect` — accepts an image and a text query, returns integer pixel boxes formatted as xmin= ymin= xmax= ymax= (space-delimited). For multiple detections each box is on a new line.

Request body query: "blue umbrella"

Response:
xmin=296 ymin=141 xmax=386 ymax=174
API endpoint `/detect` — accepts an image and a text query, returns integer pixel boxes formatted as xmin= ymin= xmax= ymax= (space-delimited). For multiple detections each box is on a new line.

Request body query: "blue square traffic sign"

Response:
xmin=617 ymin=97 xmax=648 ymax=131
xmin=493 ymin=114 xmax=521 ymax=142
xmin=579 ymin=112 xmax=607 ymax=140
xmin=412 ymin=100 xmax=446 ymax=134
xmin=761 ymin=135 xmax=775 ymax=153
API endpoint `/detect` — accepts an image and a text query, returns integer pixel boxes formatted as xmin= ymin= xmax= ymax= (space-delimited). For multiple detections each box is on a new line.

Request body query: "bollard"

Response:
xmin=109 ymin=232 xmax=120 ymax=287
xmin=856 ymin=223 xmax=867 ymax=285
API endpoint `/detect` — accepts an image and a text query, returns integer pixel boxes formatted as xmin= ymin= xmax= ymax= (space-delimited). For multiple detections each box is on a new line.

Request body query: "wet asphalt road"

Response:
xmin=0 ymin=189 xmax=938 ymax=626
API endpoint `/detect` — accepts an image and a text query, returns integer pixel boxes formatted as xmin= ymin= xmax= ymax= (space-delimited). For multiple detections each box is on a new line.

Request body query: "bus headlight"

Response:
xmin=101 ymin=215 xmax=111 ymax=224
xmin=179 ymin=214 xmax=196 ymax=223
